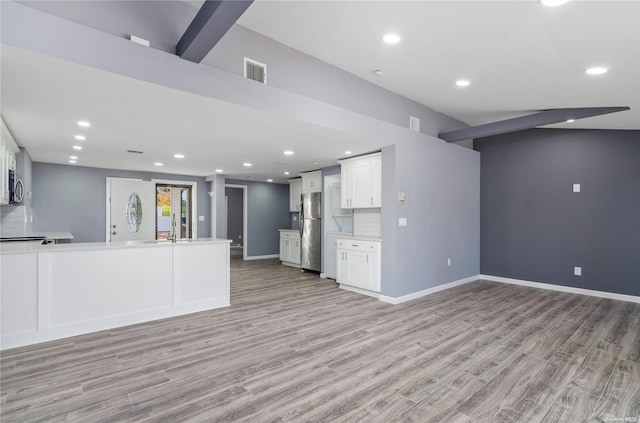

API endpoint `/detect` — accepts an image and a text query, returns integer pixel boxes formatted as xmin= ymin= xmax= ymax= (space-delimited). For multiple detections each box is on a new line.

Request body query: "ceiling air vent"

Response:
xmin=244 ymin=57 xmax=267 ymax=84
xmin=410 ymin=116 xmax=420 ymax=132
xmin=126 ymin=150 xmax=144 ymax=154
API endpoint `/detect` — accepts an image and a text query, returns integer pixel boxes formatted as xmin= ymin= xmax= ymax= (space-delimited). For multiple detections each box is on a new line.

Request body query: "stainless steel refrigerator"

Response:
xmin=300 ymin=192 xmax=321 ymax=272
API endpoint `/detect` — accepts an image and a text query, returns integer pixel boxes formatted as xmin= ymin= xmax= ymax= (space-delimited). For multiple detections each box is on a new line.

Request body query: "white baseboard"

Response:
xmin=480 ymin=274 xmax=640 ymax=304
xmin=340 ymin=284 xmax=380 ymax=299
xmin=379 ymin=275 xmax=479 ymax=305
xmin=245 ymin=254 xmax=279 ymax=261
xmin=320 ymin=273 xmax=327 ymax=279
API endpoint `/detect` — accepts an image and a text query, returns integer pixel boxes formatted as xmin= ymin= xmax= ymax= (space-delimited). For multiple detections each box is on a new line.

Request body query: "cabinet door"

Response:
xmin=371 ymin=156 xmax=382 ymax=208
xmin=290 ymin=239 xmax=301 ymax=265
xmin=302 ymin=172 xmax=321 ymax=193
xmin=289 ymin=179 xmax=302 ymax=212
xmin=351 ymin=160 xmax=373 ymax=208
xmin=279 ymin=236 xmax=288 ymax=261
xmin=336 ymin=249 xmax=349 ymax=283
xmin=345 ymin=250 xmax=370 ymax=289
xmin=341 ymin=164 xmax=351 ymax=208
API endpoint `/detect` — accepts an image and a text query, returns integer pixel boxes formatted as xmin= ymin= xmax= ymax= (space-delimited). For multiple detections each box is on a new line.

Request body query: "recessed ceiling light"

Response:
xmin=173 ymin=153 xmax=185 ymax=159
xmin=373 ymin=70 xmax=383 ymax=76
xmin=540 ymin=0 xmax=569 ymax=6
xmin=154 ymin=162 xmax=163 ymax=166
xmin=284 ymin=150 xmax=294 ymax=156
xmin=73 ymin=145 xmax=83 ymax=150
xmin=215 ymin=169 xmax=223 ymax=173
xmin=566 ymin=119 xmax=575 ymax=123
xmin=69 ymin=155 xmax=78 ymax=160
xmin=345 ymin=151 xmax=352 ymax=155
xmin=383 ymin=33 xmax=401 ymax=44
xmin=267 ymin=179 xmax=273 ymax=183
xmin=284 ymin=171 xmax=290 ymax=175
xmin=77 ymin=120 xmax=90 ymax=128
xmin=243 ymin=162 xmax=252 ymax=167
xmin=456 ymin=80 xmax=470 ymax=87
xmin=585 ymin=67 xmax=608 ymax=75
xmin=74 ymin=135 xmax=86 ymax=141
xmin=312 ymin=161 xmax=319 ymax=165
xmin=69 ymin=160 xmax=77 ymax=164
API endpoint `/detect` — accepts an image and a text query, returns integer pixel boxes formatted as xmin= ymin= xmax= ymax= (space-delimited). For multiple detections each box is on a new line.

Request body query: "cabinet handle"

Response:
xmin=371 ymin=197 xmax=373 ymax=206
xmin=352 ymin=244 xmax=359 ymax=247
xmin=366 ymin=254 xmax=369 ymax=263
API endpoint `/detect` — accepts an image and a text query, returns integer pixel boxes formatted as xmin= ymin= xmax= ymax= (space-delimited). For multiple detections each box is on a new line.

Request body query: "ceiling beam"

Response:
xmin=177 ymin=0 xmax=254 ymax=63
xmin=438 ymin=107 xmax=630 ymax=142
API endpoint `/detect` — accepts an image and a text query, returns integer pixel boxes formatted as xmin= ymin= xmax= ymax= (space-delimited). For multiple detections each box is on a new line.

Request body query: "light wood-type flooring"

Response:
xmin=1 ymin=256 xmax=639 ymax=422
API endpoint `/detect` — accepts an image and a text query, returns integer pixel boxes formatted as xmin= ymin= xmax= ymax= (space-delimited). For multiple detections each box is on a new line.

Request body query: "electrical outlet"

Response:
xmin=573 ymin=184 xmax=581 ymax=193
xmin=447 ymin=258 xmax=452 ymax=267
xmin=198 ymin=215 xmax=205 ymax=222
xmin=574 ymin=266 xmax=582 ymax=276
xmin=399 ymin=217 xmax=407 ymax=227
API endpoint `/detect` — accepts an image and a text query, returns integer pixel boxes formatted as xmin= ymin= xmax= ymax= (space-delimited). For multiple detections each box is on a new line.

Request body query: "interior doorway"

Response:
xmin=156 ymin=184 xmax=193 ymax=240
xmin=225 ymin=184 xmax=247 ymax=260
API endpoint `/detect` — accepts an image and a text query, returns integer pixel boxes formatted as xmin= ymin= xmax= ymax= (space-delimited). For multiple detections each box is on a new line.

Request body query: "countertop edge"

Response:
xmin=1 ymin=238 xmax=232 ymax=255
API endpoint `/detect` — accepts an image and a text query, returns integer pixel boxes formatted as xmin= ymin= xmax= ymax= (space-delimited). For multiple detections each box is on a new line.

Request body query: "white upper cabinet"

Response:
xmin=1 ymin=118 xmax=20 ymax=205
xmin=289 ymin=178 xmax=302 ymax=212
xmin=339 ymin=152 xmax=381 ymax=208
xmin=301 ymin=170 xmax=321 ymax=193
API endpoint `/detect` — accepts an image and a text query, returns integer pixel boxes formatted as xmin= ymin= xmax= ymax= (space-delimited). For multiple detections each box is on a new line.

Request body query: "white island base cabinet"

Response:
xmin=0 ymin=239 xmax=230 ymax=350
xmin=337 ymin=238 xmax=381 ymax=298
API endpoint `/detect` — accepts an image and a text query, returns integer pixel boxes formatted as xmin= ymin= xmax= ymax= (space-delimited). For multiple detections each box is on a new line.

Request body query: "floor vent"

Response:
xmin=410 ymin=116 xmax=420 ymax=132
xmin=244 ymin=57 xmax=267 ymax=84
xmin=126 ymin=150 xmax=144 ymax=154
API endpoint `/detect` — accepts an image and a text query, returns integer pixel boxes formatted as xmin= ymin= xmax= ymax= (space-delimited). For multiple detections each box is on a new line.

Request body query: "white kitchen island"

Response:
xmin=1 ymin=238 xmax=231 ymax=350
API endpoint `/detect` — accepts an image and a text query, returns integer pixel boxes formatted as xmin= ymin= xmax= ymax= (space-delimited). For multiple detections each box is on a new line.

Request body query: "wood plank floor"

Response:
xmin=2 ymin=256 xmax=639 ymax=422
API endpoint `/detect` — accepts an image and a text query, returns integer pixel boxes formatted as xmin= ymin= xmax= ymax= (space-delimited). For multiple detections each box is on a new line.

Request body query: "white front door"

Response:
xmin=108 ymin=178 xmax=155 ymax=242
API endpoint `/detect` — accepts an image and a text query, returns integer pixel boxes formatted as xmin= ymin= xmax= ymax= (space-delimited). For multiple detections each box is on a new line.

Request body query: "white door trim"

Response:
xmin=225 ymin=184 xmax=248 ymax=260
xmin=152 ymin=179 xmax=198 ymax=239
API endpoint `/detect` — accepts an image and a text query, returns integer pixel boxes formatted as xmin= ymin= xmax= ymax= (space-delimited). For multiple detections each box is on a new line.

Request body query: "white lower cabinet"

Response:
xmin=336 ymin=238 xmax=381 ymax=296
xmin=279 ymin=230 xmax=301 ymax=267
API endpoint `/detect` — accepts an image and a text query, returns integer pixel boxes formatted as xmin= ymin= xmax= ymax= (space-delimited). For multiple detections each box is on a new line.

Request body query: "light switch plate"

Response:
xmin=399 ymin=217 xmax=407 ymax=227
xmin=574 ymin=266 xmax=582 ymax=276
xmin=198 ymin=215 xmax=205 ymax=222
xmin=399 ymin=191 xmax=406 ymax=201
xmin=573 ymin=183 xmax=581 ymax=193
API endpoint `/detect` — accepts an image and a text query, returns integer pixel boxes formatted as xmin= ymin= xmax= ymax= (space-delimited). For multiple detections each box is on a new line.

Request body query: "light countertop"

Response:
xmin=337 ymin=235 xmax=383 ymax=242
xmin=0 ymin=238 xmax=231 ymax=255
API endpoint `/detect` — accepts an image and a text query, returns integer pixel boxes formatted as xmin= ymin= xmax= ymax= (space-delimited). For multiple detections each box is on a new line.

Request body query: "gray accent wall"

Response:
xmin=475 ymin=129 xmax=640 ymax=296
xmin=225 ymin=187 xmax=243 ymax=246
xmin=226 ymin=179 xmax=290 ymax=257
xmin=32 ymin=162 xmax=211 ymax=243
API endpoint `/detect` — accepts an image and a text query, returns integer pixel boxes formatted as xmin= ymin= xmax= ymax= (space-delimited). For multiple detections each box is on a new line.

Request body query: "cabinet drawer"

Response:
xmin=280 ymin=232 xmax=300 ymax=240
xmin=336 ymin=239 xmax=380 ymax=253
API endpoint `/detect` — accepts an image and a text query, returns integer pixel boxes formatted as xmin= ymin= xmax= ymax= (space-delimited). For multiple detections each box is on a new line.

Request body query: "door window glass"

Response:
xmin=126 ymin=193 xmax=143 ymax=233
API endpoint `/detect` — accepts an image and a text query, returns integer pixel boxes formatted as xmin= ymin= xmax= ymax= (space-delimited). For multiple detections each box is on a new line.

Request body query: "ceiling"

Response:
xmin=1 ymin=46 xmax=379 ymax=182
xmin=237 ymin=0 xmax=639 ymax=131
xmin=1 ymin=1 xmax=638 ymax=182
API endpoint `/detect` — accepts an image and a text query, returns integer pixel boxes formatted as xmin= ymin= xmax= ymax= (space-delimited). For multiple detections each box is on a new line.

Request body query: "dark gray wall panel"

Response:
xmin=476 ymin=129 xmax=640 ymax=296
xmin=32 ymin=162 xmax=211 ymax=243
xmin=225 ymin=187 xmax=243 ymax=246
xmin=226 ymin=179 xmax=290 ymax=257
